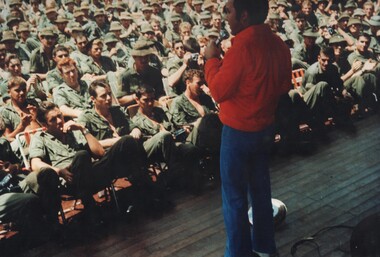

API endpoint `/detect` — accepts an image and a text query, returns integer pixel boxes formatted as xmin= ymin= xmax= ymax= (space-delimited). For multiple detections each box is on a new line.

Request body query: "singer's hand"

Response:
xmin=204 ymin=40 xmax=221 ymax=60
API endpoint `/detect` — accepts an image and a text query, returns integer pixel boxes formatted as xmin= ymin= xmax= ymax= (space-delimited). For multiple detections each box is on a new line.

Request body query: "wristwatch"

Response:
xmin=82 ymin=128 xmax=90 ymax=135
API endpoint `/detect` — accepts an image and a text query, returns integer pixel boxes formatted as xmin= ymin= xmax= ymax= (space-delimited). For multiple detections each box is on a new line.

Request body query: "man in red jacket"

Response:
xmin=204 ymin=1 xmax=292 ymax=257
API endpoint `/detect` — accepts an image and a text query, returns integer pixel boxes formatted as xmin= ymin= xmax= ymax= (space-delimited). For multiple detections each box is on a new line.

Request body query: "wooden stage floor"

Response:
xmin=9 ymin=114 xmax=380 ymax=257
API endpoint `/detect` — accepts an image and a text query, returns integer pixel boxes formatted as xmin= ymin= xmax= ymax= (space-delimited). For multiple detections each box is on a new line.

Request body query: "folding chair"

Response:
xmin=16 ymin=127 xmax=46 ymax=170
xmin=291 ymin=68 xmax=305 ymax=89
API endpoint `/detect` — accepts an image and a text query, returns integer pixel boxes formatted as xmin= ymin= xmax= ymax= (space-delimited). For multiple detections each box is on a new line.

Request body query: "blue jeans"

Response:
xmin=221 ymin=125 xmax=276 ymax=257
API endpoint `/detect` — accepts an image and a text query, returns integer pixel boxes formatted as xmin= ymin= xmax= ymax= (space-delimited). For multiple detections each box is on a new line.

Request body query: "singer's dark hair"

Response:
xmin=233 ymin=0 xmax=268 ymax=25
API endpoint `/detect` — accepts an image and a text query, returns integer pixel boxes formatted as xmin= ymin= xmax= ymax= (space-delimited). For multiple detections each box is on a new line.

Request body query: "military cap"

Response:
xmin=347 ymin=18 xmax=362 ymax=27
xmin=268 ymin=13 xmax=281 ymax=20
xmin=269 ymin=1 xmax=278 ymax=8
xmin=68 ymin=22 xmax=84 ymax=32
xmin=150 ymin=0 xmax=161 ymax=6
xmin=110 ymin=21 xmax=123 ymax=31
xmin=207 ymin=28 xmax=219 ymax=38
xmin=353 ymin=8 xmax=365 ymax=17
xmin=6 ymin=15 xmax=20 ymax=26
xmin=104 ymin=32 xmax=118 ymax=44
xmin=337 ymin=13 xmax=350 ymax=22
xmin=173 ymin=0 xmax=186 ymax=6
xmin=74 ymin=8 xmax=85 ymax=18
xmin=141 ymin=5 xmax=153 ymax=12
xmin=65 ymin=0 xmax=75 ymax=5
xmin=45 ymin=7 xmax=58 ymax=14
xmin=302 ymin=29 xmax=319 ymax=38
xmin=105 ymin=4 xmax=115 ymax=11
xmin=199 ymin=11 xmax=212 ymax=20
xmin=203 ymin=1 xmax=216 ymax=9
xmin=192 ymin=0 xmax=203 ymax=5
xmin=1 ymin=31 xmax=18 ymax=43
xmin=17 ymin=22 xmax=30 ymax=32
xmin=368 ymin=15 xmax=380 ymax=26
xmin=114 ymin=2 xmax=127 ymax=11
xmin=344 ymin=1 xmax=357 ymax=9
xmin=317 ymin=0 xmax=328 ymax=4
xmin=81 ymin=2 xmax=90 ymax=10
xmin=94 ymin=9 xmax=106 ymax=17
xmin=39 ymin=27 xmax=57 ymax=37
xmin=171 ymin=14 xmax=182 ymax=22
xmin=55 ymin=15 xmax=69 ymax=23
xmin=329 ymin=34 xmax=346 ymax=45
xmin=9 ymin=0 xmax=22 ymax=7
xmin=140 ymin=23 xmax=154 ymax=34
xmin=119 ymin=12 xmax=133 ymax=20
xmin=130 ymin=39 xmax=155 ymax=56
xmin=277 ymin=0 xmax=288 ymax=7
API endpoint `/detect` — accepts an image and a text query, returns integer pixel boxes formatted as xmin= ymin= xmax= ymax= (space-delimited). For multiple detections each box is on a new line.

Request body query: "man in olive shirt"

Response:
xmin=29 ymin=27 xmax=58 ymax=80
xmin=45 ymin=45 xmax=70 ymax=94
xmin=117 ymin=40 xmax=166 ymax=107
xmin=170 ymin=69 xmax=220 ymax=150
xmin=28 ymin=101 xmax=142 ymax=223
xmin=78 ymin=81 xmax=177 ymax=170
xmin=53 ymin=58 xmax=92 ymax=119
xmin=132 ymin=86 xmax=203 ymax=193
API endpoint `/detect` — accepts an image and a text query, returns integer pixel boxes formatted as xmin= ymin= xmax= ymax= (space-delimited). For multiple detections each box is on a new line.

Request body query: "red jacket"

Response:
xmin=205 ymin=24 xmax=292 ymax=132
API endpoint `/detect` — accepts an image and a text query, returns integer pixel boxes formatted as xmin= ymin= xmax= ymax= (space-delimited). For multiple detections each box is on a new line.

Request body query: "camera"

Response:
xmin=327 ymin=26 xmax=335 ymax=35
xmin=190 ymin=53 xmax=199 ymax=62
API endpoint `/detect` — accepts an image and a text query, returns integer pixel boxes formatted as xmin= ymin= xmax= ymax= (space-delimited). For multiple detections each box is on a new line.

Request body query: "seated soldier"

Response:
xmin=132 ymin=86 xmax=203 ymax=192
xmin=80 ymin=38 xmax=116 ymax=82
xmin=0 ymin=76 xmax=41 ymax=145
xmin=29 ymin=27 xmax=58 ymax=81
xmin=52 ymin=57 xmax=92 ymax=119
xmin=0 ymin=55 xmax=39 ymax=104
xmin=27 ymin=101 xmax=147 ymax=223
xmin=78 ymin=81 xmax=178 ymax=174
xmin=45 ymin=45 xmax=70 ymax=95
xmin=166 ymin=39 xmax=193 ymax=96
xmin=117 ymin=40 xmax=166 ymax=107
xmin=289 ymin=46 xmax=354 ymax=133
xmin=170 ymin=69 xmax=221 ymax=152
xmin=0 ymin=116 xmax=61 ymax=235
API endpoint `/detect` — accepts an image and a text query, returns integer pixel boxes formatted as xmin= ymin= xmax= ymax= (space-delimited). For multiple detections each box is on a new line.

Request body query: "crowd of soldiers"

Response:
xmin=0 ymin=0 xmax=379 ymax=249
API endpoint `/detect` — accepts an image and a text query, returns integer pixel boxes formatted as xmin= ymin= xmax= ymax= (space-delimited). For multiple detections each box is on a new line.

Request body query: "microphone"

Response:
xmin=215 ymin=30 xmax=229 ymax=46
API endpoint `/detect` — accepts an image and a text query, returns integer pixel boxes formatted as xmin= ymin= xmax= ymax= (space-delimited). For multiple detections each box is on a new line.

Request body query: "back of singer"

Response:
xmin=204 ymin=1 xmax=291 ymax=257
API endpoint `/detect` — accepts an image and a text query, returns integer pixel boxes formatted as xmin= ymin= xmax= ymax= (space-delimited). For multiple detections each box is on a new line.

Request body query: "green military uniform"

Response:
xmin=164 ymin=29 xmax=181 ymax=43
xmin=70 ymin=50 xmax=93 ymax=73
xmin=132 ymin=106 xmax=203 ymax=190
xmin=166 ymin=55 xmax=186 ymax=95
xmin=81 ymin=55 xmax=116 ymax=75
xmin=118 ymin=66 xmax=165 ymax=100
xmin=86 ymin=22 xmax=110 ymax=41
xmin=52 ymin=80 xmax=92 ymax=111
xmin=345 ymin=50 xmax=379 ymax=109
xmin=170 ymin=93 xmax=216 ymax=126
xmin=170 ymin=93 xmax=217 ymax=145
xmin=57 ymin=31 xmax=71 ymax=45
xmin=289 ymin=61 xmax=345 ymax=126
xmin=46 ymin=68 xmax=64 ymax=93
xmin=191 ymin=25 xmax=213 ymax=38
xmin=132 ymin=107 xmax=174 ymax=135
xmin=78 ymin=107 xmax=175 ymax=165
xmin=292 ymin=43 xmax=321 ymax=66
xmin=29 ymin=46 xmax=55 ymax=74
xmin=0 ymin=102 xmax=21 ymax=132
xmin=28 ymin=130 xmax=86 ymax=169
xmin=78 ymin=107 xmax=136 ymax=141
